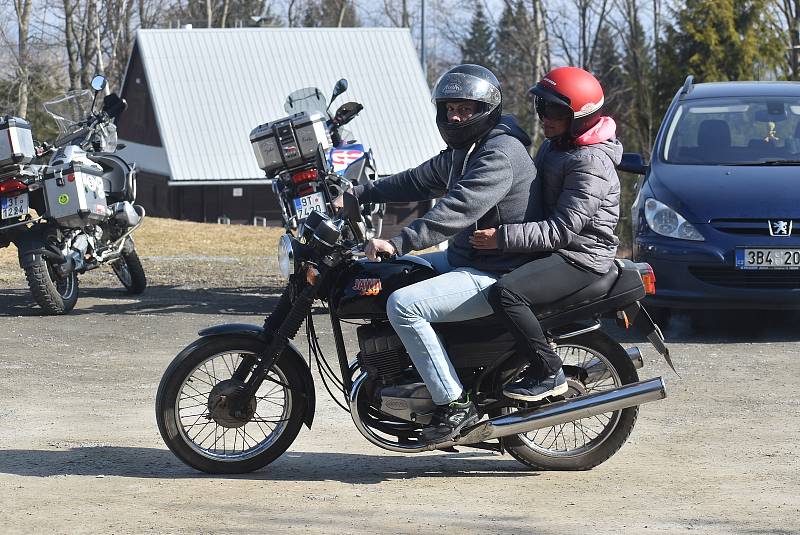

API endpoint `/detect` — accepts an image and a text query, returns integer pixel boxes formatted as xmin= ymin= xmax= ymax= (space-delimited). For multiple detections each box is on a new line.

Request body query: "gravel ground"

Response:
xmin=0 ymin=224 xmax=798 ymax=534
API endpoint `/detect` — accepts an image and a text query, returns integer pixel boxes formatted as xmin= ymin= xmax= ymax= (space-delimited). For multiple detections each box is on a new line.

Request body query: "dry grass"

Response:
xmin=0 ymin=217 xmax=287 ymax=278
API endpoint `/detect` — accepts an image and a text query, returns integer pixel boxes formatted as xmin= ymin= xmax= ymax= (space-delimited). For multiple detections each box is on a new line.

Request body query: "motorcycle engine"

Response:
xmin=356 ymin=322 xmax=412 ymax=380
xmin=356 ymin=322 xmax=435 ymax=424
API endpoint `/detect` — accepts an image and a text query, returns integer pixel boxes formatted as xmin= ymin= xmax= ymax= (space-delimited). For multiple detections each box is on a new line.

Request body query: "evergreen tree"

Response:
xmin=460 ymin=2 xmax=494 ymax=69
xmin=658 ymin=0 xmax=783 ymax=117
xmin=494 ymin=0 xmax=534 ymax=135
xmin=301 ymin=0 xmax=360 ymax=28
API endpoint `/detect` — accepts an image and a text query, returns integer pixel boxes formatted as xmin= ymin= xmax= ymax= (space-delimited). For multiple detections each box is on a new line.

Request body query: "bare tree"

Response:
xmin=11 ymin=0 xmax=32 ymax=116
xmin=548 ymin=0 xmax=611 ymax=70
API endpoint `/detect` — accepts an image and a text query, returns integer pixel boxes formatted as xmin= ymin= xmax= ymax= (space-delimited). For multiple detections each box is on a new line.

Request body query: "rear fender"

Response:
xmin=197 ymin=323 xmax=316 ymax=428
xmin=15 ymin=233 xmax=65 ymax=269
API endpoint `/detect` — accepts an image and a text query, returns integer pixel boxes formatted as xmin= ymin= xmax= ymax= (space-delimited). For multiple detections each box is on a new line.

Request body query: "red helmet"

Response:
xmin=529 ymin=67 xmax=604 ymax=137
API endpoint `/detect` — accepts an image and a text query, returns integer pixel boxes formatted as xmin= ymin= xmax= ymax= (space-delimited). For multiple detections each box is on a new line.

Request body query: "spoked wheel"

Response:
xmin=503 ymin=330 xmax=639 ymax=470
xmin=156 ymin=335 xmax=306 ymax=473
xmin=24 ymin=255 xmax=79 ymax=315
xmin=112 ymin=248 xmax=146 ymax=294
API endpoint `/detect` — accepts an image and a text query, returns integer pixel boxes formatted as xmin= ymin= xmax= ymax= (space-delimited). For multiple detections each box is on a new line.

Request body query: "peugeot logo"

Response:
xmin=768 ymin=220 xmax=792 ymax=237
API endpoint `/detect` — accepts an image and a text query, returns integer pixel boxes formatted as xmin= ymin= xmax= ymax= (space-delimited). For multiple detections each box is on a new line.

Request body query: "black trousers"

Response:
xmin=487 ymin=254 xmax=601 ymax=378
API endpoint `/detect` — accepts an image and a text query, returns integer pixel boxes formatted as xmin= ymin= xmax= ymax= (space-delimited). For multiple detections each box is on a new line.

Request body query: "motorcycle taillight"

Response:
xmin=635 ymin=262 xmax=656 ymax=295
xmin=0 ymin=179 xmax=27 ymax=196
xmin=291 ymin=168 xmax=318 ymax=184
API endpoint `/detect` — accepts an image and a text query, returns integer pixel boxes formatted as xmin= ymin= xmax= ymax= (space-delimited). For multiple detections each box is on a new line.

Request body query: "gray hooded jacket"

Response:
xmin=353 ymin=115 xmax=543 ymax=273
xmin=498 ymin=137 xmax=623 ymax=273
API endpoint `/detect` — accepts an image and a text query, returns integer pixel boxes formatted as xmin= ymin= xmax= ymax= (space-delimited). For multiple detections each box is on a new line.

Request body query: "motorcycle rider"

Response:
xmin=335 ymin=64 xmax=543 ymax=442
xmin=470 ymin=67 xmax=622 ymax=401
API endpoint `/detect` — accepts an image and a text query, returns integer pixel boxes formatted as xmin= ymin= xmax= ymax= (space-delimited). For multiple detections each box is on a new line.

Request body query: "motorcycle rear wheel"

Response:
xmin=502 ymin=330 xmax=639 ymax=471
xmin=156 ymin=335 xmax=306 ymax=474
xmin=112 ymin=249 xmax=147 ymax=294
xmin=24 ymin=255 xmax=79 ymax=315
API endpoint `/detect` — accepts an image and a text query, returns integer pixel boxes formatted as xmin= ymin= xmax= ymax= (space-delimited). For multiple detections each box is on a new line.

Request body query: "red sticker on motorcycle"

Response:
xmin=353 ymin=278 xmax=381 ymax=296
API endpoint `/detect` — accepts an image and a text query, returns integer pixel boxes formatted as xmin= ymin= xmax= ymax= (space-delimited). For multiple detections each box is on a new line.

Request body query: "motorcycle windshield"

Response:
xmin=43 ymin=90 xmax=94 ymax=135
xmin=284 ymin=87 xmax=329 ymax=117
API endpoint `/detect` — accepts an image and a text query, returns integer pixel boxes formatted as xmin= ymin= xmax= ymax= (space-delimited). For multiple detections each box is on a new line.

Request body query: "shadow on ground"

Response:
xmin=0 ymin=446 xmax=535 ymax=483
xmin=0 ymin=285 xmax=284 ymax=317
xmin=605 ymin=308 xmax=800 ymax=344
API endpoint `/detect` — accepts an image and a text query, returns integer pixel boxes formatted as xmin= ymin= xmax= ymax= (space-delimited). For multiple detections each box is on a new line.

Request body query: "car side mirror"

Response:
xmin=617 ymin=153 xmax=648 ymax=175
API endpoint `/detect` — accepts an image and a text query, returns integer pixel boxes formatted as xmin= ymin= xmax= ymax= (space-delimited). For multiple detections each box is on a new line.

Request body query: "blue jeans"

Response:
xmin=386 ymin=252 xmax=499 ymax=405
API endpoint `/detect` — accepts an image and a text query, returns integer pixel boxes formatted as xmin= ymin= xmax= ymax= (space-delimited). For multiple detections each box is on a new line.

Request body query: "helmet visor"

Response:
xmin=433 ymin=72 xmax=501 ymax=107
xmin=534 ymin=96 xmax=572 ymax=121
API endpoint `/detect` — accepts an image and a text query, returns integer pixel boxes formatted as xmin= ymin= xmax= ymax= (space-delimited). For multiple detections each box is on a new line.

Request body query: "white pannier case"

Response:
xmin=43 ymin=163 xmax=109 ymax=228
xmin=250 ymin=111 xmax=331 ymax=175
xmin=0 ymin=116 xmax=36 ymax=169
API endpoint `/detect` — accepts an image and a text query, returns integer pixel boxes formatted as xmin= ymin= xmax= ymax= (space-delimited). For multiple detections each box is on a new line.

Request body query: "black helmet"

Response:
xmin=432 ymin=64 xmax=502 ymax=149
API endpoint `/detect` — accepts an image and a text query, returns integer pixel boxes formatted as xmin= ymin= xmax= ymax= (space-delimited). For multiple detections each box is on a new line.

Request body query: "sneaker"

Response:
xmin=503 ymin=369 xmax=568 ymax=402
xmin=421 ymin=399 xmax=479 ymax=443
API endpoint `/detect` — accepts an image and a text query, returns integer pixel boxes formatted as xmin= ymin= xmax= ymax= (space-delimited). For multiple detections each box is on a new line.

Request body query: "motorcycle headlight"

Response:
xmin=277 ymin=234 xmax=294 ymax=279
xmin=644 ymin=198 xmax=704 ymax=241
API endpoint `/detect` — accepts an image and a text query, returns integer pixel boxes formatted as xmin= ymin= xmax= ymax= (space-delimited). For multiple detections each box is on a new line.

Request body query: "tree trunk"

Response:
xmin=64 ymin=0 xmax=81 ymax=90
xmin=13 ymin=0 xmax=32 ymax=117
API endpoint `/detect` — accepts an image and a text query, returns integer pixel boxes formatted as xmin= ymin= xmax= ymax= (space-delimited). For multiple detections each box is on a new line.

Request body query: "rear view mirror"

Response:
xmin=334 ymin=102 xmax=364 ymax=126
xmin=342 ymin=191 xmax=364 ymax=242
xmin=91 ymin=75 xmax=107 ymax=92
xmin=103 ymin=93 xmax=127 ymax=118
xmin=330 ymin=79 xmax=348 ymax=104
xmin=617 ymin=153 xmax=648 ymax=175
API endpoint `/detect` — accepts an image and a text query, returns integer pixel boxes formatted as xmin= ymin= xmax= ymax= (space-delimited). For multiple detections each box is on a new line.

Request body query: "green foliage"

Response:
xmin=301 ymin=0 xmax=360 ymax=27
xmin=495 ymin=0 xmax=534 ymax=134
xmin=0 ymin=61 xmax=64 ymax=142
xmin=658 ymin=0 xmax=784 ymax=118
xmin=460 ymin=2 xmax=494 ymax=69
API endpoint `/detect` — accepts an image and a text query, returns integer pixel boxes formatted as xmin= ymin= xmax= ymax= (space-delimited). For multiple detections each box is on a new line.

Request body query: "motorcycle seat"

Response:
xmin=536 ymin=262 xmax=619 ymax=319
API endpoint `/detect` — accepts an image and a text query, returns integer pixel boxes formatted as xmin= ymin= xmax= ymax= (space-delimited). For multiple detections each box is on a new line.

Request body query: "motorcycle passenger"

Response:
xmin=335 ymin=64 xmax=544 ymax=442
xmin=470 ymin=67 xmax=622 ymax=401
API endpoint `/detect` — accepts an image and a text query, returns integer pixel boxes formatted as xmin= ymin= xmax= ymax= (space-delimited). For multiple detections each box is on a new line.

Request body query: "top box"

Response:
xmin=0 ymin=115 xmax=35 ymax=169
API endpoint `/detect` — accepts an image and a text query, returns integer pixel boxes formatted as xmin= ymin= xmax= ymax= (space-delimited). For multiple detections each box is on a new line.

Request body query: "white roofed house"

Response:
xmin=115 ymin=27 xmax=445 ymax=232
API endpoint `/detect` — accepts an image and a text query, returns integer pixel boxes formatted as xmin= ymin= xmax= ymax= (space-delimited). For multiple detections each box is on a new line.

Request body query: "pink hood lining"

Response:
xmin=575 ymin=116 xmax=616 ymax=146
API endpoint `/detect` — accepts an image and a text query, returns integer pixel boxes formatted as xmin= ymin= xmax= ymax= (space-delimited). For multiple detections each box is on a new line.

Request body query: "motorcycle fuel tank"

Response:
xmin=331 ymin=256 xmax=436 ymax=319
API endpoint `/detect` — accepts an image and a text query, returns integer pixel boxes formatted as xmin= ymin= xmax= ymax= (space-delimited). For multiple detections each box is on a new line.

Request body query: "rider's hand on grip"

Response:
xmin=365 ymin=238 xmax=396 ymax=261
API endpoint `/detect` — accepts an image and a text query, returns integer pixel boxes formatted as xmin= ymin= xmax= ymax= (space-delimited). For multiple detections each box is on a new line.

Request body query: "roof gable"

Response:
xmin=127 ymin=28 xmax=444 ymax=181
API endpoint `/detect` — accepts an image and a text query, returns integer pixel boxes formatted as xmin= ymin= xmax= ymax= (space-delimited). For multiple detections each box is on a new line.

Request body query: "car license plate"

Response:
xmin=735 ymin=248 xmax=800 ymax=270
xmin=293 ymin=192 xmax=326 ymax=219
xmin=1 ymin=192 xmax=28 ymax=220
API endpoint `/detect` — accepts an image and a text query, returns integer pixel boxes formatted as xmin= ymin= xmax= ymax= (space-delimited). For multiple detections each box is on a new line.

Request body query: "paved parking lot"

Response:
xmin=1 ymin=263 xmax=798 ymax=534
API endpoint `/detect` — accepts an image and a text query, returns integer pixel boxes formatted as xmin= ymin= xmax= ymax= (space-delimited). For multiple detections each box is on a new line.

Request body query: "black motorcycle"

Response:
xmin=156 ymin=194 xmax=674 ymax=474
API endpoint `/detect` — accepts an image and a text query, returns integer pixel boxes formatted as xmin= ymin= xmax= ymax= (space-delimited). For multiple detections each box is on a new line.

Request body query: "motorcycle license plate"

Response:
xmin=294 ymin=192 xmax=326 ymax=219
xmin=735 ymin=248 xmax=800 ymax=270
xmin=1 ymin=192 xmax=28 ymax=220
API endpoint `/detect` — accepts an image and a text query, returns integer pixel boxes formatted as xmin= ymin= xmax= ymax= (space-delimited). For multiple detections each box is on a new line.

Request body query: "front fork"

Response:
xmin=231 ymin=275 xmax=320 ymax=414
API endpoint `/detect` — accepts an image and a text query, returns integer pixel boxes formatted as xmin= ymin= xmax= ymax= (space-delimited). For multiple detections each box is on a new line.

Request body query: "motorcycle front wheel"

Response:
xmin=502 ymin=330 xmax=640 ymax=471
xmin=112 ymin=249 xmax=147 ymax=294
xmin=24 ymin=255 xmax=79 ymax=315
xmin=155 ymin=335 xmax=306 ymax=474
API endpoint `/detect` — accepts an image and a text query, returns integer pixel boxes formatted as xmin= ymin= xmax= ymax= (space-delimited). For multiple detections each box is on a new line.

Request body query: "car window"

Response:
xmin=662 ymin=97 xmax=800 ymax=164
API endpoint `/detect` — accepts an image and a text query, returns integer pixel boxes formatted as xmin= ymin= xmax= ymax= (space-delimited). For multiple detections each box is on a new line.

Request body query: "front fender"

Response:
xmin=197 ymin=323 xmax=316 ymax=428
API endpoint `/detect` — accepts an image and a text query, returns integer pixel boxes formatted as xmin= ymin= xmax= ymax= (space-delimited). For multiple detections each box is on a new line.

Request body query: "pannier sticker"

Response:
xmin=353 ymin=278 xmax=382 ymax=296
xmin=58 ymin=194 xmax=69 ymax=205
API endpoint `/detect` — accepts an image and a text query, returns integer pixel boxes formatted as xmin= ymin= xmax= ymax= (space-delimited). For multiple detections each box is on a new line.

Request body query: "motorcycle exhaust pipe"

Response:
xmin=437 ymin=377 xmax=666 ymax=450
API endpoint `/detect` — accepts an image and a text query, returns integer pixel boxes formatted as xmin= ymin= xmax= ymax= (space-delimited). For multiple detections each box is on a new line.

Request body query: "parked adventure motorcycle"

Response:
xmin=250 ymin=79 xmax=384 ymax=238
xmin=156 ymin=192 xmax=675 ymax=474
xmin=0 ymin=75 xmax=145 ymax=315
